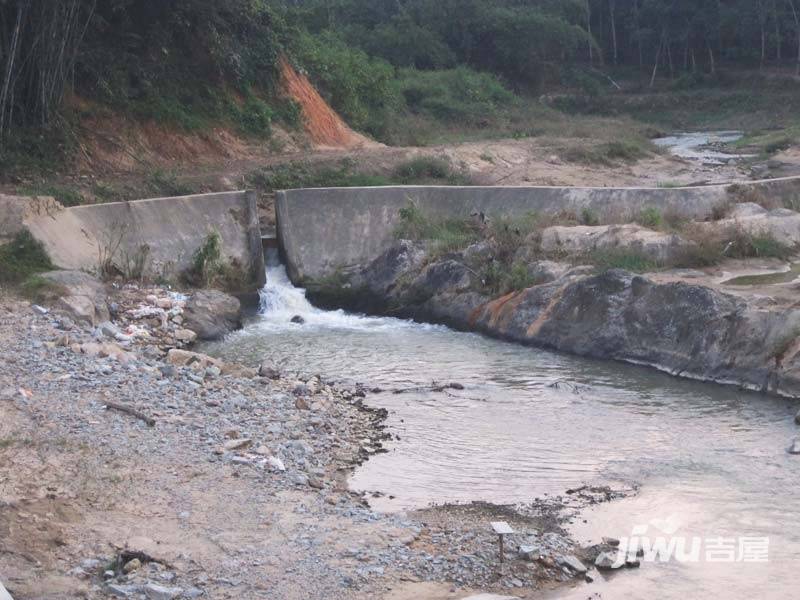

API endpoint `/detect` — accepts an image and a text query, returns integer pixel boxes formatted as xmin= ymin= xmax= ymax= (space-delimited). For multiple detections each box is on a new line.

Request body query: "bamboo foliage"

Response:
xmin=0 ymin=0 xmax=96 ymax=147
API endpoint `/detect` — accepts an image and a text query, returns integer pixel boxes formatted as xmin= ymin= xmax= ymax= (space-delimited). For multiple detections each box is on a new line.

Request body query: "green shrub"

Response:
xmin=291 ymin=31 xmax=401 ymax=136
xmin=0 ymin=230 xmax=54 ymax=284
xmin=580 ymin=207 xmax=600 ymax=226
xmin=186 ymin=231 xmax=223 ymax=287
xmin=637 ymin=207 xmax=663 ymax=229
xmin=236 ymin=95 xmax=274 ymax=136
xmin=248 ymin=160 xmax=391 ymax=192
xmin=18 ymin=184 xmax=84 ymax=207
xmin=586 ymin=248 xmax=658 ymax=273
xmin=393 ymin=156 xmax=471 ymax=184
xmin=394 ymin=67 xmax=515 ymax=125
xmin=147 ymin=169 xmax=196 ymax=197
xmin=394 ymin=202 xmax=480 ymax=255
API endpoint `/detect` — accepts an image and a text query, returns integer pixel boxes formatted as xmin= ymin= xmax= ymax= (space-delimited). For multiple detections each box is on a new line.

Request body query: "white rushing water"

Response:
xmin=203 ymin=261 xmax=800 ymax=600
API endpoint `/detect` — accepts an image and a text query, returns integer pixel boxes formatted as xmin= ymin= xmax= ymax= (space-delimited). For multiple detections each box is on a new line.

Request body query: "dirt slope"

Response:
xmin=278 ymin=57 xmax=379 ymax=150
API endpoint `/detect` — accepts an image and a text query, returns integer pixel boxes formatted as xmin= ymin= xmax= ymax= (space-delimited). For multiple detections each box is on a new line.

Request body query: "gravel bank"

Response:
xmin=0 ymin=287 xmax=627 ymax=599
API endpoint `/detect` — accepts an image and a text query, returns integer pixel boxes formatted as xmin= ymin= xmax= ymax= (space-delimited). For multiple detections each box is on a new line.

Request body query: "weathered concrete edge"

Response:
xmin=25 ymin=190 xmax=266 ymax=291
xmin=276 ymin=176 xmax=800 ymax=283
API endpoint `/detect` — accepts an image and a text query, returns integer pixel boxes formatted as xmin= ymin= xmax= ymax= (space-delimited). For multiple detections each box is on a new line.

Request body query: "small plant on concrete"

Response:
xmin=120 ymin=244 xmax=151 ymax=282
xmin=96 ymin=221 xmax=128 ymax=280
xmin=579 ymin=207 xmax=600 ymax=226
xmin=188 ymin=231 xmax=223 ymax=287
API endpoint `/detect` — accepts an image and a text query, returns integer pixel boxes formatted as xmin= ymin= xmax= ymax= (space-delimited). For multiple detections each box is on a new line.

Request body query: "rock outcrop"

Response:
xmin=325 ymin=240 xmax=800 ymax=398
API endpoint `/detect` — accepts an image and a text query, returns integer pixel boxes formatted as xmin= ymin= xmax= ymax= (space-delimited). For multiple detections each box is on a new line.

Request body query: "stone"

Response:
xmin=39 ymin=270 xmax=110 ymax=325
xmin=290 ymin=315 xmax=305 ymax=324
xmin=267 ymin=456 xmax=286 ymax=471
xmin=788 ymin=438 xmax=800 ymax=455
xmin=183 ymin=291 xmax=242 ymax=341
xmin=174 ymin=329 xmax=197 ymax=344
xmin=166 ymin=349 xmax=223 ymax=370
xmin=795 ymin=409 xmax=800 ymax=426
xmin=517 ymin=545 xmax=539 ymax=561
xmin=258 ymin=361 xmax=281 ymax=379
xmin=460 ymin=595 xmax=521 ymax=600
xmin=143 ymin=584 xmax=183 ymax=600
xmin=31 ymin=304 xmax=49 ymax=315
xmin=156 ymin=298 xmax=173 ymax=309
xmin=602 ymin=536 xmax=620 ymax=547
xmin=223 ymin=438 xmax=252 ymax=451
xmin=295 ymin=397 xmax=310 ymax=410
xmin=107 ymin=584 xmax=141 ymax=597
xmin=122 ymin=558 xmax=141 ymax=573
xmin=292 ymin=383 xmax=310 ymax=397
xmin=557 ymin=554 xmax=587 ymax=574
xmin=291 ymin=472 xmax=309 ymax=486
xmin=594 ymin=551 xmax=623 ymax=570
xmin=183 ymin=588 xmax=204 ymax=598
xmin=308 ymin=475 xmax=324 ymax=489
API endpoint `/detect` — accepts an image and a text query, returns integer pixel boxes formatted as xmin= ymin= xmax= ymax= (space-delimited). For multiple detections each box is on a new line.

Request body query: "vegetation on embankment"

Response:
xmin=3 ymin=0 xmax=800 ymax=181
xmin=390 ymin=202 xmax=796 ymax=296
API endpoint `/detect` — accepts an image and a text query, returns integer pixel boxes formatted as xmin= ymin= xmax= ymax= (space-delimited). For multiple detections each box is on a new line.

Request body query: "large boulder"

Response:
xmin=182 ymin=290 xmax=242 ymax=340
xmin=352 ymin=239 xmax=426 ymax=296
xmin=39 ymin=270 xmax=110 ymax=326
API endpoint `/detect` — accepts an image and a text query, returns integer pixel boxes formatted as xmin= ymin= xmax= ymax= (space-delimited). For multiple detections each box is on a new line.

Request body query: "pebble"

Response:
xmin=595 ymin=551 xmax=623 ymax=570
xmin=223 ymin=438 xmax=252 ymax=451
xmin=557 ymin=554 xmax=587 ymax=574
xmin=123 ymin=558 xmax=142 ymax=573
xmin=788 ymin=438 xmax=800 ymax=455
xmin=143 ymin=582 xmax=183 ymax=599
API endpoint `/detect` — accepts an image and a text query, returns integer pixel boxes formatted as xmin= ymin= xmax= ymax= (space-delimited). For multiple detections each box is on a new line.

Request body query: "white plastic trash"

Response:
xmin=0 ymin=579 xmax=13 ymax=600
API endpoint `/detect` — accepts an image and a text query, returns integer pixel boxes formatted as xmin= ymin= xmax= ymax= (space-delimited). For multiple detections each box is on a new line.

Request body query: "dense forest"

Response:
xmin=1 ymin=0 xmax=800 ymax=158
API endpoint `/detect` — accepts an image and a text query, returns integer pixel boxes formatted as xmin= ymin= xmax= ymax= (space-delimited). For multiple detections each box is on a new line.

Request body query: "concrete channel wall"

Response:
xmin=25 ymin=190 xmax=266 ymax=289
xmin=276 ymin=176 xmax=800 ymax=282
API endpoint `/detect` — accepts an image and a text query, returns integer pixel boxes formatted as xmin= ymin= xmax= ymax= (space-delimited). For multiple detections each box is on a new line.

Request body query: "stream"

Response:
xmin=204 ymin=259 xmax=800 ymax=599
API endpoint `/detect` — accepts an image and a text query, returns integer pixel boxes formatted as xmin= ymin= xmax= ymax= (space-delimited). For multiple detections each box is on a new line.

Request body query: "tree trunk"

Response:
xmin=0 ymin=3 xmax=24 ymax=142
xmin=789 ymin=0 xmax=800 ymax=75
xmin=775 ymin=0 xmax=783 ymax=61
xmin=650 ymin=32 xmax=664 ymax=88
xmin=633 ymin=0 xmax=644 ymax=68
xmin=609 ymin=0 xmax=618 ymax=65
xmin=667 ymin=39 xmax=674 ymax=78
xmin=586 ymin=0 xmax=593 ymax=64
xmin=708 ymin=43 xmax=716 ymax=74
xmin=759 ymin=0 xmax=767 ymax=69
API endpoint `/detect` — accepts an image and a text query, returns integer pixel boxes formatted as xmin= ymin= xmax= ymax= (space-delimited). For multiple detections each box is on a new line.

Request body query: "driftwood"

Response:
xmin=104 ymin=401 xmax=155 ymax=427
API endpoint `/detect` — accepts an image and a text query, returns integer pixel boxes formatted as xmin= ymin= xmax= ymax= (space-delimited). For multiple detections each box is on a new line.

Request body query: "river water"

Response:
xmin=652 ymin=130 xmax=748 ymax=165
xmin=205 ymin=261 xmax=800 ymax=599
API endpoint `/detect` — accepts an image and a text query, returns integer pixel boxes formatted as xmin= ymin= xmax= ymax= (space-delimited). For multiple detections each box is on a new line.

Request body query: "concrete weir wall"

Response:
xmin=276 ymin=177 xmax=800 ymax=282
xmin=26 ymin=190 xmax=266 ymax=289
